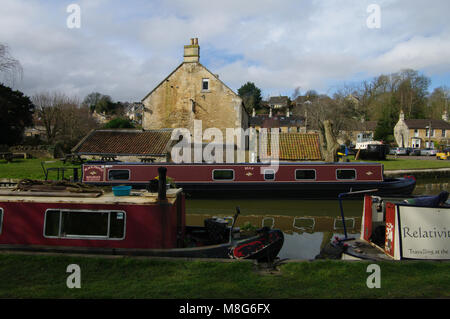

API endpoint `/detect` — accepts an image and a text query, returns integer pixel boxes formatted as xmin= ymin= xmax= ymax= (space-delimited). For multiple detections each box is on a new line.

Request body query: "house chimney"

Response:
xmin=399 ymin=110 xmax=405 ymax=121
xmin=286 ymin=109 xmax=290 ymax=118
xmin=184 ymin=38 xmax=200 ymax=63
xmin=252 ymin=108 xmax=256 ymax=117
xmin=443 ymin=110 xmax=448 ymax=122
xmin=269 ymin=107 xmax=272 ymax=118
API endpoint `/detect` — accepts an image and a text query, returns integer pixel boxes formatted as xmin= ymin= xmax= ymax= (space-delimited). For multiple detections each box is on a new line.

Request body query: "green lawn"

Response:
xmin=0 ymin=253 xmax=448 ymax=298
xmin=351 ymin=156 xmax=450 ymax=170
xmin=0 ymin=158 xmax=81 ymax=180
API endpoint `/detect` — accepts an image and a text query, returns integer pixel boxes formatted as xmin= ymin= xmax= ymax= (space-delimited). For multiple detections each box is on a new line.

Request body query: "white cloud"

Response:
xmin=0 ymin=0 xmax=449 ymax=101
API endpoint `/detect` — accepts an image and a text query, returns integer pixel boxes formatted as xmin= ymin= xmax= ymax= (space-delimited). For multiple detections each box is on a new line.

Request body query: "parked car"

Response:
xmin=389 ymin=147 xmax=408 ymax=155
xmin=436 ymin=148 xmax=450 ymax=160
xmin=420 ymin=148 xmax=438 ymax=156
xmin=408 ymin=148 xmax=421 ymax=156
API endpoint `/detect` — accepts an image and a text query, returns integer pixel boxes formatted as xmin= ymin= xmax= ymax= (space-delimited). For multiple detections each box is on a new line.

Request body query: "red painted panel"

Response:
xmin=362 ymin=195 xmax=373 ymax=241
xmin=384 ymin=202 xmax=396 ymax=257
xmin=0 ymin=200 xmax=181 ymax=250
xmin=87 ymin=163 xmax=384 ymax=184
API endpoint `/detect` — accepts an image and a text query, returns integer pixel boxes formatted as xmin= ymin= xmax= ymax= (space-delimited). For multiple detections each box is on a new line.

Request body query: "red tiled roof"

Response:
xmin=261 ymin=133 xmax=322 ymax=161
xmin=72 ymin=129 xmax=173 ymax=156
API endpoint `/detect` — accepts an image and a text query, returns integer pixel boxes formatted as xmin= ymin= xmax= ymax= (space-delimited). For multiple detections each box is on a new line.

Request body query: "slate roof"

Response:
xmin=260 ymin=133 xmax=322 ymax=161
xmin=403 ymin=119 xmax=450 ymax=130
xmin=268 ymin=96 xmax=289 ymax=106
xmin=249 ymin=115 xmax=305 ymax=127
xmin=72 ymin=129 xmax=174 ymax=156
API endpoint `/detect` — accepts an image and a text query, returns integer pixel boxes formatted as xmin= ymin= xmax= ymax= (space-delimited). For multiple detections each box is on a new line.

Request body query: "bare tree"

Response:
xmin=0 ymin=43 xmax=22 ymax=85
xmin=305 ymin=95 xmax=357 ymax=162
xmin=32 ymin=92 xmax=98 ymax=146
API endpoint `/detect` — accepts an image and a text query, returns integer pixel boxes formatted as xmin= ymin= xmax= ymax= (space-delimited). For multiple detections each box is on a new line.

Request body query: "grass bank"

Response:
xmin=0 ymin=158 xmax=79 ymax=180
xmin=0 ymin=253 xmax=448 ymax=298
xmin=351 ymin=156 xmax=450 ymax=170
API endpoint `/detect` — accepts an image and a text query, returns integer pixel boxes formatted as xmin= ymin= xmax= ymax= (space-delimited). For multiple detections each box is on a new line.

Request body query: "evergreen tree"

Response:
xmin=237 ymin=82 xmax=262 ymax=113
xmin=0 ymin=84 xmax=34 ymax=146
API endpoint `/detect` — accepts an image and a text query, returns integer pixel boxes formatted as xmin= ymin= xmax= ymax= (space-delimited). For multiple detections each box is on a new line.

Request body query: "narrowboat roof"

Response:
xmin=0 ymin=188 xmax=183 ymax=205
xmin=84 ymin=161 xmax=384 ymax=166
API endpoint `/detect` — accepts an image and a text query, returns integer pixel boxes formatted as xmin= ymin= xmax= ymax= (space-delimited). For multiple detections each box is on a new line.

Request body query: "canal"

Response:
xmin=185 ymin=178 xmax=449 ymax=260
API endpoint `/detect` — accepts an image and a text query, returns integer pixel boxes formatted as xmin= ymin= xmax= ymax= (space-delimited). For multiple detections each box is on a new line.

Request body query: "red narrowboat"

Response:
xmin=81 ymin=162 xmax=416 ymax=198
xmin=0 ymin=179 xmax=284 ymax=261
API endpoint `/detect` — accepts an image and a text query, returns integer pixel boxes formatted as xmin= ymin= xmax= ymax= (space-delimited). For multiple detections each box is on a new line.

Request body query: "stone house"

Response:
xmin=124 ymin=102 xmax=144 ymax=125
xmin=393 ymin=110 xmax=450 ymax=148
xmin=267 ymin=96 xmax=290 ymax=110
xmin=141 ymin=38 xmax=248 ymax=140
xmin=338 ymin=120 xmax=378 ymax=146
xmin=249 ymin=114 xmax=306 ymax=133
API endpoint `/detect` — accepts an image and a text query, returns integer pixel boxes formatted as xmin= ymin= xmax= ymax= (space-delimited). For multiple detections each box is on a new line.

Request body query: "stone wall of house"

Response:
xmin=142 ymin=62 xmax=247 ymax=139
xmin=394 ymin=117 xmax=410 ymax=147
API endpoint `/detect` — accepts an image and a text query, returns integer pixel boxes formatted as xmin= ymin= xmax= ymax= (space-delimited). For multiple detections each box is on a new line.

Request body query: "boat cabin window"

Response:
xmin=212 ymin=169 xmax=234 ymax=180
xmin=295 ymin=169 xmax=316 ymax=180
xmin=44 ymin=209 xmax=125 ymax=240
xmin=0 ymin=208 xmax=3 ymax=235
xmin=264 ymin=169 xmax=275 ymax=180
xmin=108 ymin=169 xmax=130 ymax=181
xmin=336 ymin=169 xmax=356 ymax=180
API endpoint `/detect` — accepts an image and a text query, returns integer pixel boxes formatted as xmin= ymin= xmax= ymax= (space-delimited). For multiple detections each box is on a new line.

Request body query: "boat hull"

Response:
xmin=0 ymin=229 xmax=284 ymax=261
xmin=130 ymin=178 xmax=416 ymax=199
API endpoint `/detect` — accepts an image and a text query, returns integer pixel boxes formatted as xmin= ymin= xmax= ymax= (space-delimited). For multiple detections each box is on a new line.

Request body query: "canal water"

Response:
xmin=185 ymin=178 xmax=449 ymax=260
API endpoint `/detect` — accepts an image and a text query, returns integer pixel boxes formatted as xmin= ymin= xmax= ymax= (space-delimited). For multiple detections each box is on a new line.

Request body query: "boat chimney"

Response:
xmin=158 ymin=166 xmax=167 ymax=200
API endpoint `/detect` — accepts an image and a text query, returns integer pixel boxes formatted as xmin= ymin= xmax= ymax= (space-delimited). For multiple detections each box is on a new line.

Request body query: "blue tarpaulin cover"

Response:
xmin=404 ymin=191 xmax=449 ymax=208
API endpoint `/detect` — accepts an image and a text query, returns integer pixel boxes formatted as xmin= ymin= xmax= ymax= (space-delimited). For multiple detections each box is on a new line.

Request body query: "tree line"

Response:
xmin=237 ymin=70 xmax=449 ymax=161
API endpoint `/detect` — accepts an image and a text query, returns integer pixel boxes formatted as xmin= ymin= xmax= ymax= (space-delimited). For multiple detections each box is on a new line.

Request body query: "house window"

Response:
xmin=202 ymin=78 xmax=209 ymax=91
xmin=108 ymin=169 xmax=130 ymax=181
xmin=212 ymin=169 xmax=234 ymax=180
xmin=0 ymin=208 xmax=3 ymax=235
xmin=44 ymin=209 xmax=126 ymax=239
xmin=264 ymin=169 xmax=275 ymax=180
xmin=295 ymin=169 xmax=316 ymax=180
xmin=414 ymin=129 xmax=419 ymax=137
xmin=443 ymin=130 xmax=446 ymax=137
xmin=336 ymin=169 xmax=356 ymax=180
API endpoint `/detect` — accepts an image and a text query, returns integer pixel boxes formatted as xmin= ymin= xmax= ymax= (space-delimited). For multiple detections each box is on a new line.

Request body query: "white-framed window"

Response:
xmin=202 ymin=78 xmax=209 ymax=91
xmin=295 ymin=169 xmax=316 ymax=180
xmin=212 ymin=169 xmax=234 ymax=181
xmin=43 ymin=209 xmax=126 ymax=240
xmin=108 ymin=169 xmax=130 ymax=181
xmin=263 ymin=169 xmax=275 ymax=181
xmin=336 ymin=169 xmax=356 ymax=180
xmin=442 ymin=129 xmax=446 ymax=137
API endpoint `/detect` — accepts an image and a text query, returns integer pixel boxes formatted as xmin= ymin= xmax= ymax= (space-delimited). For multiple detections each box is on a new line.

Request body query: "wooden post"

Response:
xmin=158 ymin=167 xmax=167 ymax=200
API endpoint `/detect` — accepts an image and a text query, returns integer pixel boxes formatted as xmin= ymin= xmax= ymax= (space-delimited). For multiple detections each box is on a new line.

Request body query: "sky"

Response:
xmin=1 ymin=0 xmax=450 ymax=102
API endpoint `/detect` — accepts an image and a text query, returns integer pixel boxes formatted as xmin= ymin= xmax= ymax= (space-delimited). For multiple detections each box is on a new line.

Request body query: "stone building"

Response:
xmin=141 ymin=38 xmax=248 ymax=138
xmin=394 ymin=110 xmax=450 ymax=148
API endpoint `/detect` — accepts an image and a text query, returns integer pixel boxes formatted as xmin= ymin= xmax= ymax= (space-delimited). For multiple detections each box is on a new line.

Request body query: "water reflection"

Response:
xmin=186 ymin=214 xmax=362 ymax=234
xmin=185 ymin=179 xmax=448 ymax=259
